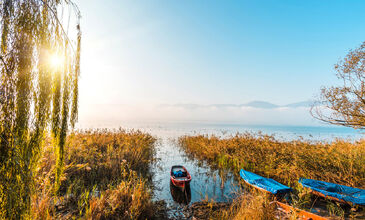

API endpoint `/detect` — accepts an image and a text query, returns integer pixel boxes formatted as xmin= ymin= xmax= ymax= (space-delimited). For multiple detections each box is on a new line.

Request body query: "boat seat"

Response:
xmin=173 ymin=170 xmax=187 ymax=177
xmin=174 ymin=177 xmax=189 ymax=181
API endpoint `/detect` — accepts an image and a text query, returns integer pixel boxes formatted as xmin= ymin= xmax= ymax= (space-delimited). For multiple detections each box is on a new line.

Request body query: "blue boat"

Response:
xmin=239 ymin=169 xmax=292 ymax=194
xmin=299 ymin=178 xmax=365 ymax=206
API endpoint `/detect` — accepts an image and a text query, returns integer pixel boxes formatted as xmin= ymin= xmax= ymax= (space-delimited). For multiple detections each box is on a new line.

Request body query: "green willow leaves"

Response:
xmin=0 ymin=0 xmax=81 ymax=218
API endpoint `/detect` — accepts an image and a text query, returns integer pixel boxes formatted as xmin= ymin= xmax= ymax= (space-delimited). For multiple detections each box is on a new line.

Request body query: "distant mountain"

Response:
xmin=208 ymin=104 xmax=239 ymax=108
xmin=240 ymin=101 xmax=279 ymax=109
xmin=284 ymin=101 xmax=313 ymax=108
xmin=160 ymin=100 xmax=313 ymax=109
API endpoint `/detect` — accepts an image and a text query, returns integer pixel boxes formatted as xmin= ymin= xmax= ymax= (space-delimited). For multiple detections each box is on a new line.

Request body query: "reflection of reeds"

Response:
xmin=31 ymin=129 xmax=159 ymax=219
xmin=179 ymin=132 xmax=365 ymax=218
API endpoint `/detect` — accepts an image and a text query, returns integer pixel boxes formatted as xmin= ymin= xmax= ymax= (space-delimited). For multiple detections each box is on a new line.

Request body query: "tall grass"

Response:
xmin=190 ymin=191 xmax=276 ymax=220
xmin=31 ymin=129 xmax=159 ymax=219
xmin=179 ymin=133 xmax=365 ymax=188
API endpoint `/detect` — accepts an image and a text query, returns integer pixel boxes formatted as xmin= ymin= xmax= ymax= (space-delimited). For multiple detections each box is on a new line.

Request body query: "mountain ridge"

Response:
xmin=161 ymin=100 xmax=314 ymax=109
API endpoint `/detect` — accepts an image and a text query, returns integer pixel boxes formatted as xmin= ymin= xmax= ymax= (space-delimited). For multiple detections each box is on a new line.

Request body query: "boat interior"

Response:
xmin=171 ymin=166 xmax=188 ymax=180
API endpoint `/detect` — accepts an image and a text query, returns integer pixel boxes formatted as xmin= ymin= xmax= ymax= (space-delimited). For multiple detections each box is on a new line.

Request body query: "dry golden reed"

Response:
xmin=179 ymin=133 xmax=365 ymax=188
xmin=31 ymin=129 xmax=158 ymax=219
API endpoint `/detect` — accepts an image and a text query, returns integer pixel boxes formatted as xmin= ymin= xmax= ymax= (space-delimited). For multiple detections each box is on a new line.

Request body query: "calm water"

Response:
xmin=82 ymin=122 xmax=364 ymax=217
xmin=152 ymin=138 xmax=238 ymax=218
xmin=119 ymin=122 xmax=364 ymax=141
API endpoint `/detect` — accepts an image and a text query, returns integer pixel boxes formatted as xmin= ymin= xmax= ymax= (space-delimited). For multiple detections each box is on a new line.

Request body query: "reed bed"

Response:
xmin=31 ymin=129 xmax=161 ymax=219
xmin=179 ymin=133 xmax=365 ymax=188
xmin=179 ymin=132 xmax=365 ymax=219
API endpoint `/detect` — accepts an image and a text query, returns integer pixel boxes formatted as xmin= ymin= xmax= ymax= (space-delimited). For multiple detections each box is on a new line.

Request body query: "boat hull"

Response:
xmin=170 ymin=165 xmax=191 ymax=190
xmin=276 ymin=201 xmax=328 ymax=220
xmin=170 ymin=177 xmax=191 ymax=189
xmin=299 ymin=178 xmax=365 ymax=206
xmin=239 ymin=169 xmax=292 ymax=195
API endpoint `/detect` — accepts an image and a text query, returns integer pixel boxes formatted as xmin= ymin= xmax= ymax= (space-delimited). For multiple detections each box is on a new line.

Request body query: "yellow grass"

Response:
xmin=179 ymin=133 xmax=365 ymax=188
xmin=199 ymin=192 xmax=277 ymax=220
xmin=31 ymin=129 xmax=158 ymax=219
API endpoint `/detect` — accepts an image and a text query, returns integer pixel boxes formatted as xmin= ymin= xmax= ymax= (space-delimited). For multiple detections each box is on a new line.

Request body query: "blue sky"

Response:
xmin=74 ymin=0 xmax=365 ymax=125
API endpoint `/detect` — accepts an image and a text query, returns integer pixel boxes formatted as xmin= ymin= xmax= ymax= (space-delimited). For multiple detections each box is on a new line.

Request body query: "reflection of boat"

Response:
xmin=299 ymin=178 xmax=365 ymax=206
xmin=170 ymin=180 xmax=191 ymax=204
xmin=170 ymin=165 xmax=191 ymax=190
xmin=239 ymin=169 xmax=292 ymax=194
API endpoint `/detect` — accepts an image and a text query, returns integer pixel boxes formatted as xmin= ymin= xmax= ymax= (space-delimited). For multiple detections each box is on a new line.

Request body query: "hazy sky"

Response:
xmin=73 ymin=0 xmax=365 ymax=125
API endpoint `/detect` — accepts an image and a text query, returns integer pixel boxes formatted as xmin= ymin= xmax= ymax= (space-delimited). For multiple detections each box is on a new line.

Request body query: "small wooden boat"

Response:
xmin=170 ymin=165 xmax=191 ymax=190
xmin=299 ymin=178 xmax=365 ymax=206
xmin=239 ymin=169 xmax=292 ymax=194
xmin=276 ymin=201 xmax=328 ymax=220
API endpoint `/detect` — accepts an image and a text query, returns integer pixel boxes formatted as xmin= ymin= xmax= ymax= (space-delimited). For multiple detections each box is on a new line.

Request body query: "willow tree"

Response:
xmin=311 ymin=42 xmax=365 ymax=129
xmin=0 ymin=0 xmax=81 ymax=218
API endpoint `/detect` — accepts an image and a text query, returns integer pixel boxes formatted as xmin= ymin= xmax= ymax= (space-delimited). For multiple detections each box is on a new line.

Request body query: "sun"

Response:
xmin=49 ymin=53 xmax=64 ymax=69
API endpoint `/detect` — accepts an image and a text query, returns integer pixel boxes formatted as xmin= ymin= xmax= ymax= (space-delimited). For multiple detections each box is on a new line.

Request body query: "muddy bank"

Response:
xmin=184 ymin=201 xmax=231 ymax=219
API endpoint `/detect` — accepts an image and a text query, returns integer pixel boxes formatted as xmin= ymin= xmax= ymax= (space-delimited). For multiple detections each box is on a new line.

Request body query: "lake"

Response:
xmin=118 ymin=122 xmax=364 ymax=141
xmin=80 ymin=122 xmax=364 ymax=218
xmin=112 ymin=122 xmax=360 ymax=217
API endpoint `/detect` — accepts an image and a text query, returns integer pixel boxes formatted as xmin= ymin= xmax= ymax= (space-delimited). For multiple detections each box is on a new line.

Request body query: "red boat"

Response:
xmin=170 ymin=165 xmax=191 ymax=190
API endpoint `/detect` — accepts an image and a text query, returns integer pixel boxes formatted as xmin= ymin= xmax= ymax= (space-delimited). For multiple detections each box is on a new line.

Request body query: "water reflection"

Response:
xmin=170 ymin=180 xmax=191 ymax=205
xmin=151 ymin=138 xmax=239 ymax=207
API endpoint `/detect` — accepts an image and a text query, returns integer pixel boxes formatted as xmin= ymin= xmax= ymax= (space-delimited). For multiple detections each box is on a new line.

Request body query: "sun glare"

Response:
xmin=49 ymin=53 xmax=64 ymax=69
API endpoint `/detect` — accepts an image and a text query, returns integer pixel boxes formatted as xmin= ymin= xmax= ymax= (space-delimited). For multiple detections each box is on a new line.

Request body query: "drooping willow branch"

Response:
xmin=0 ymin=0 xmax=81 ymax=218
